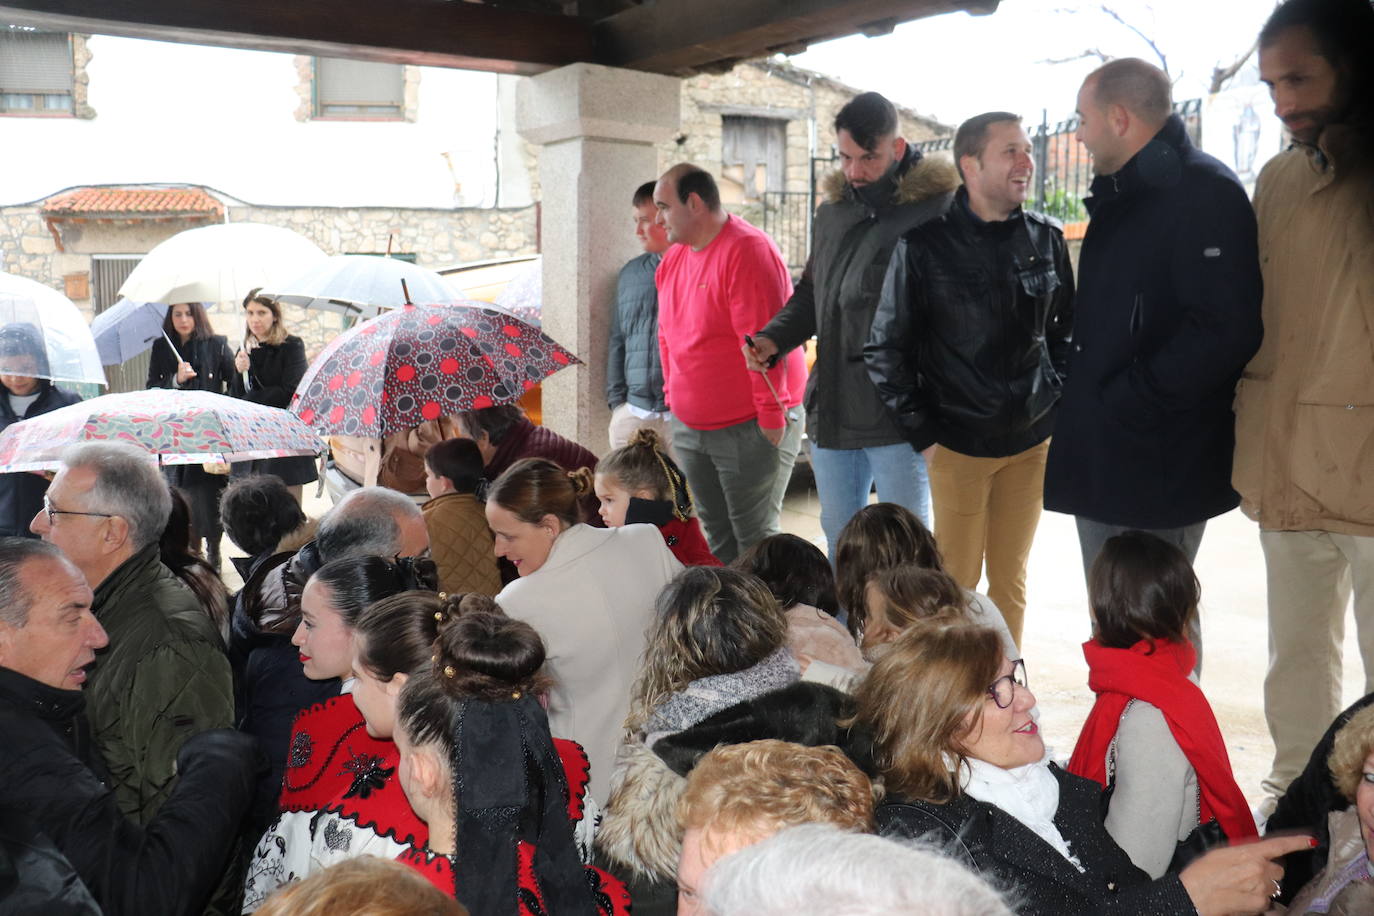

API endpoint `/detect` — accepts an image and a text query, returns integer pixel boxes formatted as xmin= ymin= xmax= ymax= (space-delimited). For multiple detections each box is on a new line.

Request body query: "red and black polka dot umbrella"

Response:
xmin=291 ymin=302 xmax=580 ymax=437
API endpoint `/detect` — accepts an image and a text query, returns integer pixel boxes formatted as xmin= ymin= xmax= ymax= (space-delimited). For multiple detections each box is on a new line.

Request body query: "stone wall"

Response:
xmin=0 ymin=201 xmax=537 ymax=361
xmin=661 ymin=59 xmax=951 ymax=198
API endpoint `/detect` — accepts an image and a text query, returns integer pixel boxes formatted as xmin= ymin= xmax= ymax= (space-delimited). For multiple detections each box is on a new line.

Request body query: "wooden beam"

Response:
xmin=596 ymin=0 xmax=1001 ymax=74
xmin=0 ymin=0 xmax=596 ymax=75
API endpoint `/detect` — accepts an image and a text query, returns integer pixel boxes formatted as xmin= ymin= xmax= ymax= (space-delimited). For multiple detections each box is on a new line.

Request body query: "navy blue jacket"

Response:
xmin=1043 ymin=115 xmax=1262 ymax=529
xmin=0 ymin=381 xmax=81 ymax=537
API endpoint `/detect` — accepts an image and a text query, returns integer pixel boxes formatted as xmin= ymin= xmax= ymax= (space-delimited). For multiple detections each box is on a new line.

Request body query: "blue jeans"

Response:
xmin=810 ymin=442 xmax=931 ymax=558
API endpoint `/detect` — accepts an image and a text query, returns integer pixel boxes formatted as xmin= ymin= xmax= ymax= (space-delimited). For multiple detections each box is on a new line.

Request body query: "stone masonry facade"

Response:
xmin=2 ymin=57 xmax=948 ymax=364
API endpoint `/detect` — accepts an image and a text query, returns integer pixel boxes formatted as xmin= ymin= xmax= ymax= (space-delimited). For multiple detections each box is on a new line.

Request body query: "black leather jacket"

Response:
xmin=864 ymin=189 xmax=1075 ymax=457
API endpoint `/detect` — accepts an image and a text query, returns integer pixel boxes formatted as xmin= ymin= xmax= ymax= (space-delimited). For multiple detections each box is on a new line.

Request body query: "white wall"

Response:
xmin=0 ymin=36 xmax=532 ymax=209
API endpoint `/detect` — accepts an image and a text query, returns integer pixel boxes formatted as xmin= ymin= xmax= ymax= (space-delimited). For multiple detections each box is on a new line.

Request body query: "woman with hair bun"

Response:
xmin=242 ymin=555 xmax=438 ymax=911
xmin=487 ymin=457 xmax=683 ymax=801
xmin=393 ymin=601 xmax=630 ymax=915
xmin=592 ymin=427 xmax=719 ymax=566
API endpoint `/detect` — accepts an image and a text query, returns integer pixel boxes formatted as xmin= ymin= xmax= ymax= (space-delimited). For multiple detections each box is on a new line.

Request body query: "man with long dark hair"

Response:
xmin=1235 ymin=0 xmax=1374 ymax=816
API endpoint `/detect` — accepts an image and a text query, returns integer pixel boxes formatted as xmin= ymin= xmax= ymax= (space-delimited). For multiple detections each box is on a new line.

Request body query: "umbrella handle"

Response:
xmin=162 ymin=330 xmax=185 ymax=364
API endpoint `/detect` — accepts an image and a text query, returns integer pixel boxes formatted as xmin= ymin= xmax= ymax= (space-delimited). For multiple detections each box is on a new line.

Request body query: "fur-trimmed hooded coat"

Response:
xmin=594 ymin=682 xmax=854 ymax=912
xmin=758 ymin=146 xmax=960 ymax=449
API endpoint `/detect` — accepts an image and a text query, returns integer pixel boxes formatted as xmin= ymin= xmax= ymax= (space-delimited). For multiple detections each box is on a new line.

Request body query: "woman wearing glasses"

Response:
xmin=854 ymin=617 xmax=1313 ymax=916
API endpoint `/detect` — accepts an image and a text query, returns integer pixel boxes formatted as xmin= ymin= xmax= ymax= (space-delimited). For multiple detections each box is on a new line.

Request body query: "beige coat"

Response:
xmin=496 ymin=523 xmax=683 ymax=800
xmin=1232 ymin=124 xmax=1374 ymax=536
xmin=421 ymin=491 xmax=502 ymax=597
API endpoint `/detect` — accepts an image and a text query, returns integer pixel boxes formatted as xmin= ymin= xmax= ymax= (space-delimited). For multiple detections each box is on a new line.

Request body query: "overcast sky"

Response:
xmin=790 ymin=0 xmax=1281 ymax=129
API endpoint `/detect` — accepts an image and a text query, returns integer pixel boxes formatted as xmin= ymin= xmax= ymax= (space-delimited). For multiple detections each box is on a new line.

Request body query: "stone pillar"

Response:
xmin=517 ymin=63 xmax=680 ymax=451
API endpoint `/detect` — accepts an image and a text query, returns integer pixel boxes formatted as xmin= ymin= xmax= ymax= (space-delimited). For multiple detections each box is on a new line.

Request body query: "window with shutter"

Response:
xmin=314 ymin=57 xmax=404 ymax=119
xmin=0 ymin=27 xmax=74 ymax=115
xmin=721 ymin=116 xmax=787 ymax=201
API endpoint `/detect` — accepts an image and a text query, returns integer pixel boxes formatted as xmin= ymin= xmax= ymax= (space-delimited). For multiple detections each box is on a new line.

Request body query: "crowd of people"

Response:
xmin=0 ymin=0 xmax=1371 ymax=912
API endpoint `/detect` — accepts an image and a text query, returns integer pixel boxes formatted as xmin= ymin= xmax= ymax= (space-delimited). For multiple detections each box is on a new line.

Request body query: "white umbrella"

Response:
xmin=117 ymin=222 xmax=328 ymax=305
xmin=261 ymin=254 xmax=465 ymax=319
xmin=0 ymin=271 xmax=106 ymax=386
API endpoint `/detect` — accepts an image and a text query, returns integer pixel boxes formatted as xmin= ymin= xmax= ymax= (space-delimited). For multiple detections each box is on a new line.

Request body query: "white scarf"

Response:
xmin=961 ymin=750 xmax=1084 ymax=872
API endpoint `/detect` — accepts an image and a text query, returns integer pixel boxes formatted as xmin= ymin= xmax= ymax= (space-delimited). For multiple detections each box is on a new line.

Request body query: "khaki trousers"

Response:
xmin=1261 ymin=528 xmax=1374 ymax=799
xmin=928 ymin=439 xmax=1050 ymax=647
xmin=608 ymin=403 xmax=676 ymax=458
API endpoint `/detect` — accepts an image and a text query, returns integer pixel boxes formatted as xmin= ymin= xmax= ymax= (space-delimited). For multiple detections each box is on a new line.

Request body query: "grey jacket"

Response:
xmin=758 ymin=148 xmax=960 ymax=449
xmin=606 ymin=251 xmax=667 ymax=412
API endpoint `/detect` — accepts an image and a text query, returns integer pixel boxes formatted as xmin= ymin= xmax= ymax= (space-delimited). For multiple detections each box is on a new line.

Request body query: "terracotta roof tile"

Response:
xmin=42 ymin=186 xmax=224 ymax=218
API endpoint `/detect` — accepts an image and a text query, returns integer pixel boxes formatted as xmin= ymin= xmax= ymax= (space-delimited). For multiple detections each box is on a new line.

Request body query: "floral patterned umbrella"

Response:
xmin=291 ymin=302 xmax=580 ymax=437
xmin=0 ymin=389 xmax=325 ymax=473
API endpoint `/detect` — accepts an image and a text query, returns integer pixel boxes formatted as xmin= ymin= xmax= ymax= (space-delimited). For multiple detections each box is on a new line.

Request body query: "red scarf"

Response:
xmin=1067 ymin=638 xmax=1257 ymax=844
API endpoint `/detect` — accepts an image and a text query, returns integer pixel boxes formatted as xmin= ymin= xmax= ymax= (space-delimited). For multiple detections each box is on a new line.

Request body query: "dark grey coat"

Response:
xmin=606 ymin=251 xmax=667 ymax=413
xmin=758 ymin=147 xmax=960 ymax=449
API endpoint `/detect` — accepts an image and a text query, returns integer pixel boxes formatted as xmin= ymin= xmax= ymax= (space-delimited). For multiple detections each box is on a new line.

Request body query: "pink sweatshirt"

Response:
xmin=655 ymin=215 xmax=807 ymax=430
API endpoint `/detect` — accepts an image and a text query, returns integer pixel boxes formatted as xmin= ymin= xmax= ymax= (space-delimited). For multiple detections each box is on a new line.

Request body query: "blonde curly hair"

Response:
xmin=677 ymin=739 xmax=875 ymax=838
xmin=1328 ymin=703 xmax=1374 ymax=803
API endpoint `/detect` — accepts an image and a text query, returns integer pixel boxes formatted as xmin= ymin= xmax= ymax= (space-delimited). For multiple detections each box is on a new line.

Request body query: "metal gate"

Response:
xmin=91 ymin=255 xmax=147 ymax=393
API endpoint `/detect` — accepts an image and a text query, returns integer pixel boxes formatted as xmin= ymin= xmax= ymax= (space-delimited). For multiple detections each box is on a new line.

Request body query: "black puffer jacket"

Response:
xmin=1042 ymin=114 xmax=1262 ymax=529
xmin=758 ymin=146 xmax=960 ymax=449
xmin=0 ymin=666 xmax=258 ymax=916
xmin=865 ymin=188 xmax=1075 ymax=456
xmin=0 ymin=381 xmax=81 ymax=537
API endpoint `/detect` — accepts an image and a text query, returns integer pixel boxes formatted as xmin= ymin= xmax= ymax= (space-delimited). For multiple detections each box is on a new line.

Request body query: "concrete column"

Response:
xmin=517 ymin=63 xmax=680 ymax=451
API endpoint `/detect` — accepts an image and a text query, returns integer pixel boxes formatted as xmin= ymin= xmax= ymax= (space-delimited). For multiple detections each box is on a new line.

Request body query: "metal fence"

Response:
xmin=914 ymin=98 xmax=1202 ymax=224
xmin=760 ymin=152 xmax=839 ymax=275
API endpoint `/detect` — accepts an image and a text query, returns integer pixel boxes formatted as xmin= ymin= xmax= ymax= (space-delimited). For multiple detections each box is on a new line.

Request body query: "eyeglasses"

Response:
xmin=42 ymin=494 xmax=113 ymax=527
xmin=987 ymin=658 xmax=1029 ymax=709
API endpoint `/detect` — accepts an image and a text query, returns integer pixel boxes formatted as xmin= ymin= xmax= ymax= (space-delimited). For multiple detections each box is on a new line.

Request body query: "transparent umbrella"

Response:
xmin=263 ymin=255 xmax=465 ymax=319
xmin=0 ymin=271 xmax=106 ymax=386
xmin=117 ymin=222 xmax=327 ymax=305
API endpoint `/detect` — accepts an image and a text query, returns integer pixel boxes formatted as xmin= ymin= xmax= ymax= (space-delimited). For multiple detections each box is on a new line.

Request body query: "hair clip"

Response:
xmin=431 ymin=654 xmax=438 ymax=664
xmin=443 ymin=665 xmax=457 ymax=679
xmin=438 ymin=592 xmax=448 ymax=601
xmin=511 ymin=690 xmax=522 ymax=699
xmin=434 ymin=611 xmax=443 ymax=622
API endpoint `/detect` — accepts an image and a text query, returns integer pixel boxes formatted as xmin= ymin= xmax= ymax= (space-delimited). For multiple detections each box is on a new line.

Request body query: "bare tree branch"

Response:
xmin=1209 ymin=40 xmax=1258 ymax=94
xmin=1099 ymin=3 xmax=1169 ymax=74
xmin=1037 ymin=48 xmax=1111 ymax=66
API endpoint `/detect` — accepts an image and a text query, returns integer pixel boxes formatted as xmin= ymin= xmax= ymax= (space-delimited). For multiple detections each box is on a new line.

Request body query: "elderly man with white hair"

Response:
xmin=30 ymin=441 xmax=233 ymax=823
xmin=701 ymin=825 xmax=1013 ymax=916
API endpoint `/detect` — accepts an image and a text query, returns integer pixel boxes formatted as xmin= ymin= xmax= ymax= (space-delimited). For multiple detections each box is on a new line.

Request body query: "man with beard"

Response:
xmin=1042 ymin=58 xmax=1263 ymax=624
xmin=1233 ymin=0 xmax=1374 ymax=814
xmin=744 ymin=93 xmax=958 ymax=554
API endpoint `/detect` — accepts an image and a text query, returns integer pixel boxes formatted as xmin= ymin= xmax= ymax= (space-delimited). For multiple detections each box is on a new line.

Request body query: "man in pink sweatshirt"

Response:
xmin=653 ymin=164 xmax=807 ymax=564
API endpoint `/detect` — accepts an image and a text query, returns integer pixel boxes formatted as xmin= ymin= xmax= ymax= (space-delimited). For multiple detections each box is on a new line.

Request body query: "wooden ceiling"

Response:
xmin=0 ymin=0 xmax=1002 ymax=76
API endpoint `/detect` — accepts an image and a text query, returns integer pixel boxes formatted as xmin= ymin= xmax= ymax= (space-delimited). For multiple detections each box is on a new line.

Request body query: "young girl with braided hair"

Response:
xmin=393 ymin=597 xmax=630 ymax=915
xmin=589 ymin=427 xmax=720 ymax=566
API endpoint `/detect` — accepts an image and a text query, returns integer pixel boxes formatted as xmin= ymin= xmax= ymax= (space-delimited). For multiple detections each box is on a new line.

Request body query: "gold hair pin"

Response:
xmin=443 ymin=665 xmax=456 ymax=679
xmin=512 ymin=690 xmax=522 ymax=699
